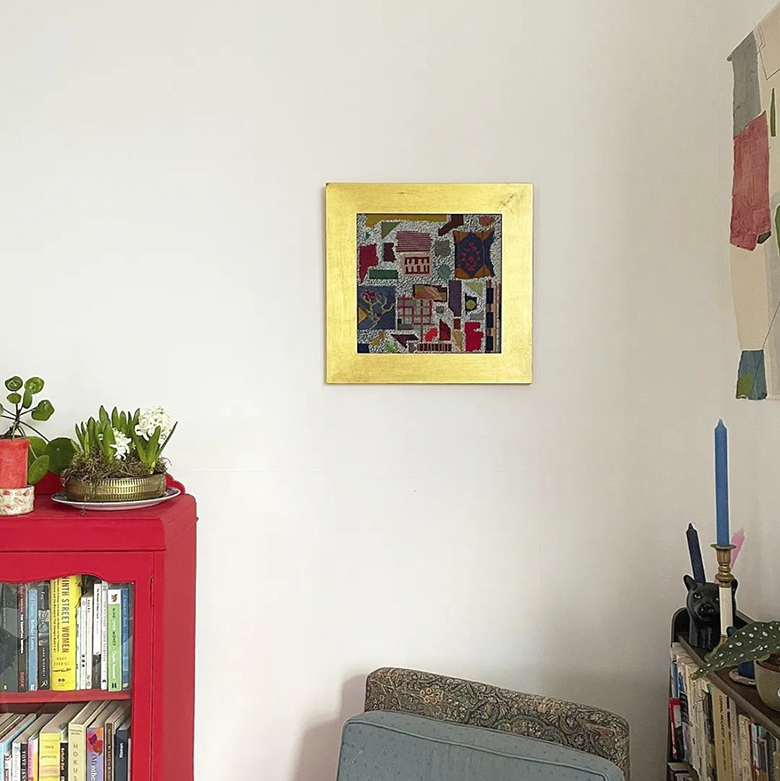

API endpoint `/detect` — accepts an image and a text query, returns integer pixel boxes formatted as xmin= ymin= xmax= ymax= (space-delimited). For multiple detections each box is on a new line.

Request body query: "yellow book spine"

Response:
xmin=38 ymin=732 xmax=60 ymax=780
xmin=50 ymin=576 xmax=82 ymax=691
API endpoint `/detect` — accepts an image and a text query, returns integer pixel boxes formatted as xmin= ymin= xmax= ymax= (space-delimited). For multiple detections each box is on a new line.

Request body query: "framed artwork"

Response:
xmin=325 ymin=183 xmax=533 ymax=384
xmin=729 ymin=3 xmax=780 ymax=399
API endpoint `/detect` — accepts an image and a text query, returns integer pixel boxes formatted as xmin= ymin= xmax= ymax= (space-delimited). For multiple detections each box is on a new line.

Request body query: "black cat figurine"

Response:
xmin=684 ymin=574 xmax=738 ymax=651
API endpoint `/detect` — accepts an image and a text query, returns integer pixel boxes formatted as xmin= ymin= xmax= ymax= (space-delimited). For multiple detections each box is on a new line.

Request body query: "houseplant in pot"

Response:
xmin=62 ymin=406 xmax=177 ymax=502
xmin=695 ymin=621 xmax=780 ymax=711
xmin=0 ymin=375 xmax=75 ymax=515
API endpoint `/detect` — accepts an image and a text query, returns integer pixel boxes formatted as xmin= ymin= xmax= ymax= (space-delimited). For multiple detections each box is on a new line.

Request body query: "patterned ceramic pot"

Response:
xmin=0 ymin=486 xmax=34 ymax=516
xmin=756 ymin=659 xmax=780 ymax=712
xmin=64 ymin=474 xmax=166 ymax=503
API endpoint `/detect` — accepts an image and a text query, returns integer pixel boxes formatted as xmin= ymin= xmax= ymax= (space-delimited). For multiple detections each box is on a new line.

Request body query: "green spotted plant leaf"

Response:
xmin=694 ymin=621 xmax=780 ymax=679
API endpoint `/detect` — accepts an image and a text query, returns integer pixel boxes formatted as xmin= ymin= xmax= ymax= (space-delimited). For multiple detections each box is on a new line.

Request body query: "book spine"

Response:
xmin=83 ymin=596 xmax=93 ymax=691
xmin=76 ymin=602 xmax=83 ymax=691
xmin=68 ymin=724 xmax=85 ymax=781
xmin=107 ymin=590 xmax=121 ymax=693
xmin=38 ymin=733 xmax=60 ymax=781
xmin=11 ymin=741 xmax=19 ymax=781
xmin=120 ymin=588 xmax=130 ymax=691
xmin=104 ymin=728 xmax=113 ymax=781
xmin=51 ymin=577 xmax=82 ymax=691
xmin=704 ymin=684 xmax=716 ymax=781
xmin=711 ymin=687 xmax=731 ymax=781
xmin=0 ymin=584 xmax=19 ymax=693
xmin=18 ymin=742 xmax=25 ymax=781
xmin=37 ymin=583 xmax=50 ymax=691
xmin=728 ymin=699 xmax=741 ymax=781
xmin=678 ymin=657 xmax=691 ymax=763
xmin=58 ymin=743 xmax=66 ymax=781
xmin=753 ymin=723 xmax=762 ymax=781
xmin=92 ymin=586 xmax=101 ymax=690
xmin=100 ymin=583 xmax=108 ymax=691
xmin=27 ymin=738 xmax=36 ymax=781
xmin=737 ymin=714 xmax=753 ymax=781
xmin=114 ymin=729 xmax=128 ymax=781
xmin=86 ymin=728 xmax=103 ymax=781
xmin=761 ymin=734 xmax=770 ymax=781
xmin=17 ymin=584 xmax=26 ymax=693
xmin=27 ymin=586 xmax=38 ymax=693
xmin=670 ymin=698 xmax=680 ymax=761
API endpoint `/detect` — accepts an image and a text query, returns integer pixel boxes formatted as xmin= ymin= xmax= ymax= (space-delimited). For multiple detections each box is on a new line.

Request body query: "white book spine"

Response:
xmin=93 ymin=583 xmax=102 ymax=684
xmin=81 ymin=598 xmax=89 ymax=690
xmin=101 ymin=582 xmax=109 ymax=690
xmin=76 ymin=602 xmax=84 ymax=691
xmin=84 ymin=595 xmax=94 ymax=690
xmin=11 ymin=742 xmax=20 ymax=781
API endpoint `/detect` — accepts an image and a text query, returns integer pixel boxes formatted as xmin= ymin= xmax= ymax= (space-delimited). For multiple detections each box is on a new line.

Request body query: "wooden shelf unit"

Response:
xmin=668 ymin=608 xmax=780 ymax=780
xmin=0 ymin=488 xmax=197 ymax=781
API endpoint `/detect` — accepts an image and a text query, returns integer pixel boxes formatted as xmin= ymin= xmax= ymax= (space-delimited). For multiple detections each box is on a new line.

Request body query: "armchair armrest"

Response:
xmin=364 ymin=667 xmax=630 ymax=780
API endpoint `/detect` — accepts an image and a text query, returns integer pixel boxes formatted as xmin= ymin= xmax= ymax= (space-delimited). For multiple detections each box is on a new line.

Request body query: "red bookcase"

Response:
xmin=0 ymin=487 xmax=197 ymax=781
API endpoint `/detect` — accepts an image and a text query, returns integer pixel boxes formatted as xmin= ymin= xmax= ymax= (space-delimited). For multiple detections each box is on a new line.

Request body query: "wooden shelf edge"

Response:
xmin=0 ymin=690 xmax=131 ymax=705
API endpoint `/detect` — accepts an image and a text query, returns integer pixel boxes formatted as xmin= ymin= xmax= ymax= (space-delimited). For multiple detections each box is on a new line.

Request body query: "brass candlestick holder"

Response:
xmin=712 ymin=543 xmax=736 ymax=645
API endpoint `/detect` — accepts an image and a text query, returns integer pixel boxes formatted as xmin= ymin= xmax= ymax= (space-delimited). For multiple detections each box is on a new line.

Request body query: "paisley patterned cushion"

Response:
xmin=364 ymin=667 xmax=630 ymax=780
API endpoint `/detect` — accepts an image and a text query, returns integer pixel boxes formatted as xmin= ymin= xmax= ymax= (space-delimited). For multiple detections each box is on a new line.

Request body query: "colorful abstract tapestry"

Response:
xmin=356 ymin=214 xmax=501 ymax=354
xmin=729 ymin=4 xmax=780 ymax=399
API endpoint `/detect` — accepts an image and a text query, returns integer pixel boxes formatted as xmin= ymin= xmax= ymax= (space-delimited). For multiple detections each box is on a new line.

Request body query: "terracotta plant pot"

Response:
xmin=0 ymin=438 xmax=29 ymax=489
xmin=755 ymin=659 xmax=780 ymax=711
xmin=64 ymin=473 xmax=167 ymax=503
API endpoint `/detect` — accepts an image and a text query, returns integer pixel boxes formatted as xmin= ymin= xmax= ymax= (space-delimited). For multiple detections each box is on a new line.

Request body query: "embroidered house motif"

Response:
xmin=356 ymin=214 xmax=502 ymax=354
xmin=396 ymin=231 xmax=432 ymax=275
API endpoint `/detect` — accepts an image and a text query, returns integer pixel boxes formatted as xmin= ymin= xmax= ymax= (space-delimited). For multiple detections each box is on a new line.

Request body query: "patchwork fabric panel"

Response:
xmin=356 ymin=214 xmax=502 ymax=353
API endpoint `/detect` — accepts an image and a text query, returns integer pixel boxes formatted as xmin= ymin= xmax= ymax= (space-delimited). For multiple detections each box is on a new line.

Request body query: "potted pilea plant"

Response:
xmin=0 ymin=375 xmax=75 ymax=515
xmin=62 ymin=406 xmax=177 ymax=502
xmin=695 ymin=621 xmax=780 ymax=711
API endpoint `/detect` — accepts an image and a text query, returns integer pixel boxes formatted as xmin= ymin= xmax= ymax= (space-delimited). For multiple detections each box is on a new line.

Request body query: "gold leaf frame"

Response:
xmin=326 ymin=183 xmax=533 ymax=384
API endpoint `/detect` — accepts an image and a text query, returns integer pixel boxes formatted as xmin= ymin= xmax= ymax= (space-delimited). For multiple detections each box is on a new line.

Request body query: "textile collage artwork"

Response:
xmin=356 ymin=214 xmax=502 ymax=354
xmin=730 ymin=3 xmax=780 ymax=399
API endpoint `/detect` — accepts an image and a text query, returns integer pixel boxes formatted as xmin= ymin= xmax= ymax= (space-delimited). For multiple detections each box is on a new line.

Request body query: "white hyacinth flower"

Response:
xmin=111 ymin=429 xmax=132 ymax=461
xmin=135 ymin=406 xmax=174 ymax=441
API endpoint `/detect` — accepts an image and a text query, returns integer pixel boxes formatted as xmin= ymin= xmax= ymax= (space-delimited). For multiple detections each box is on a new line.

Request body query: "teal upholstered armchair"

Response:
xmin=337 ymin=668 xmax=630 ymax=781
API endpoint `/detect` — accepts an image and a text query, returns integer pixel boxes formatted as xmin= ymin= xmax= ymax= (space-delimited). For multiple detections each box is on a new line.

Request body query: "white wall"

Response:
xmin=0 ymin=2 xmax=756 ymax=779
xmin=718 ymin=0 xmax=780 ymax=643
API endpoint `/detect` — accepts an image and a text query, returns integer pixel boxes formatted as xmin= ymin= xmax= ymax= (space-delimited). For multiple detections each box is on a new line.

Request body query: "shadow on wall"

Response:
xmin=293 ymin=674 xmax=365 ymax=781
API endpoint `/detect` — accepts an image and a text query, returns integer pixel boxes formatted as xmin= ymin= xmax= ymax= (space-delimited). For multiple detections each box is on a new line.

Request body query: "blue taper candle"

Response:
xmin=715 ymin=420 xmax=730 ymax=546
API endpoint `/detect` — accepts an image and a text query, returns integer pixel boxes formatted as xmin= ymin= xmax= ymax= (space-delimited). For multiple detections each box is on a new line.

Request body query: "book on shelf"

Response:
xmin=103 ymin=706 xmax=129 ymax=781
xmin=106 ymin=590 xmax=121 ymax=694
xmin=18 ymin=582 xmax=27 ymax=693
xmin=51 ymin=577 xmax=82 ymax=692
xmin=28 ymin=584 xmax=39 ymax=693
xmin=100 ymin=583 xmax=108 ymax=693
xmin=0 ymin=584 xmax=19 ymax=693
xmin=38 ymin=703 xmax=82 ymax=781
xmin=0 ymin=577 xmax=134 ymax=693
xmin=120 ymin=588 xmax=130 ymax=692
xmin=114 ymin=718 xmax=130 ymax=781
xmin=12 ymin=712 xmax=54 ymax=781
xmin=671 ymin=642 xmax=780 ymax=781
xmin=0 ymin=703 xmax=131 ymax=781
xmin=38 ymin=582 xmax=51 ymax=691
